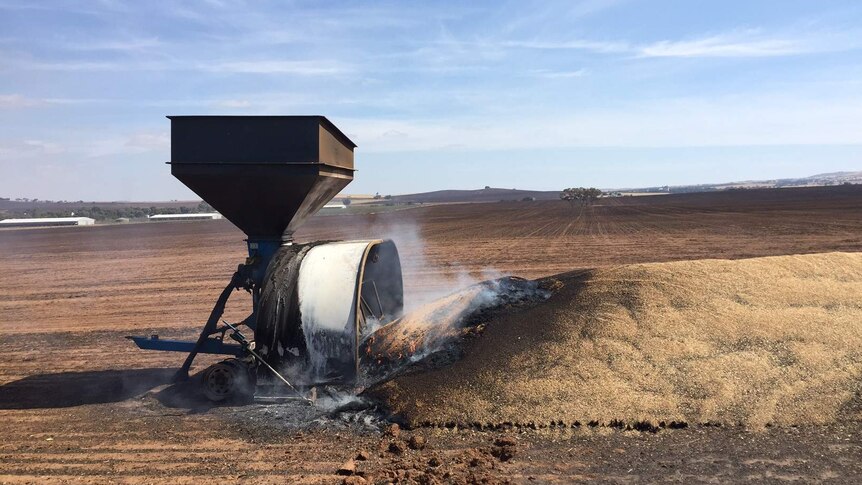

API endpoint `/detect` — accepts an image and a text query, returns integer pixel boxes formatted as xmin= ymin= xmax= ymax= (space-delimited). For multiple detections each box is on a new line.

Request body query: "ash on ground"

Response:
xmin=236 ymin=276 xmax=550 ymax=433
xmin=143 ymin=276 xmax=551 ymax=435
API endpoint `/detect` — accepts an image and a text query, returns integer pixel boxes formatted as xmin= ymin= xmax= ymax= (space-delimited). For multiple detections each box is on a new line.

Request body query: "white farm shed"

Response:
xmin=148 ymin=213 xmax=223 ymax=222
xmin=0 ymin=217 xmax=96 ymax=228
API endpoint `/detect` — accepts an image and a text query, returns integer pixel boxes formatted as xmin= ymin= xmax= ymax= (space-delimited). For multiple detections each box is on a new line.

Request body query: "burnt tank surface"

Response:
xmin=167 ymin=115 xmax=355 ymax=242
xmin=256 ymin=240 xmax=404 ymax=388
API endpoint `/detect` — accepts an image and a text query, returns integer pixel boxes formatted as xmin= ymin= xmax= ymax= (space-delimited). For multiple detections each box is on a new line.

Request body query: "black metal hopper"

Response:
xmin=167 ymin=115 xmax=355 ymax=241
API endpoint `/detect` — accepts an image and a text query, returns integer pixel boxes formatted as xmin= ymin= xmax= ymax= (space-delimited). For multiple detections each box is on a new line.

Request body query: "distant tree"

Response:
xmin=373 ymin=192 xmax=382 ymax=200
xmin=560 ymin=187 xmax=602 ymax=207
xmin=383 ymin=194 xmax=392 ymax=200
xmin=4 ymin=202 xmax=222 ymax=221
xmin=197 ymin=201 xmax=214 ymax=212
xmin=342 ymin=198 xmax=352 ymax=206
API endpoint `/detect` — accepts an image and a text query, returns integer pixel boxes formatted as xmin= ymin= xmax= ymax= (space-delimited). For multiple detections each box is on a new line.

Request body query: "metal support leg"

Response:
xmin=173 ymin=273 xmax=240 ymax=382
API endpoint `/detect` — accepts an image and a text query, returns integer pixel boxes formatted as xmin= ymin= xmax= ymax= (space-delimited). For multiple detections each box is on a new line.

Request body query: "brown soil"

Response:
xmin=2 ymin=185 xmax=861 ymax=335
xmin=1 ymin=185 xmax=862 ymax=483
xmin=369 ymin=252 xmax=862 ymax=428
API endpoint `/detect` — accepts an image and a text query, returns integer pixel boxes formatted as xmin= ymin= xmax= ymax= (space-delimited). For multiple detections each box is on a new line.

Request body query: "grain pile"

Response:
xmin=368 ymin=252 xmax=862 ymax=428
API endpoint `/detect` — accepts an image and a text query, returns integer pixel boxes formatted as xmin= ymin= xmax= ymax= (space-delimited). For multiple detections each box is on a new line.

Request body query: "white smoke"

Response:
xmin=314 ymin=391 xmax=368 ymax=411
xmin=370 ymin=222 xmax=504 ymax=311
xmin=358 ymin=276 xmax=550 ymax=387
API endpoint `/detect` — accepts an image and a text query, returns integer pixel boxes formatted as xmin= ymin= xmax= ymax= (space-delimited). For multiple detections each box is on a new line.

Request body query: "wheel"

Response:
xmin=201 ymin=359 xmax=254 ymax=402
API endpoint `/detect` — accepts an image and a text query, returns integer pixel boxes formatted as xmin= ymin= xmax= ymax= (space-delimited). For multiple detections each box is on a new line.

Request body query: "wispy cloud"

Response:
xmin=340 ymin=94 xmax=862 ymax=152
xmin=7 ymin=58 xmax=349 ymax=76
xmin=529 ymin=68 xmax=589 ymax=79
xmin=0 ymin=139 xmax=65 ymax=157
xmin=0 ymin=94 xmax=43 ymax=108
xmin=499 ymin=0 xmax=624 ymax=35
xmin=12 ymin=60 xmax=138 ymax=71
xmin=125 ymin=131 xmax=169 ymax=151
xmin=505 ymin=28 xmax=862 ymax=59
xmin=503 ymin=38 xmax=629 ymax=53
xmin=0 ymin=94 xmax=106 ymax=108
xmin=201 ymin=59 xmax=349 ymax=75
xmin=63 ymin=37 xmax=163 ymax=53
xmin=638 ymin=33 xmax=805 ymax=58
xmin=211 ymin=99 xmax=252 ymax=108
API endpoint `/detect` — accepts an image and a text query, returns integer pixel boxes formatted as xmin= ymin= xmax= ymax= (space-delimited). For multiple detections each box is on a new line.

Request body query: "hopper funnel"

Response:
xmin=168 ymin=116 xmax=356 ymax=241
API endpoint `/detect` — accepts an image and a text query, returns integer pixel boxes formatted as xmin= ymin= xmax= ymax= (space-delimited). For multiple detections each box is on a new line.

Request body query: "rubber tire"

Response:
xmin=201 ymin=359 xmax=254 ymax=402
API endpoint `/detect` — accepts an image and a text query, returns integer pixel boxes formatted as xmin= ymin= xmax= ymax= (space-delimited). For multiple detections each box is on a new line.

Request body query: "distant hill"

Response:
xmin=390 ymin=187 xmax=560 ymax=204
xmin=620 ymin=171 xmax=862 ymax=195
xmin=387 ymin=171 xmax=861 ymax=203
xmin=801 ymin=171 xmax=862 ymax=184
xmin=3 ymin=171 xmax=859 ymax=211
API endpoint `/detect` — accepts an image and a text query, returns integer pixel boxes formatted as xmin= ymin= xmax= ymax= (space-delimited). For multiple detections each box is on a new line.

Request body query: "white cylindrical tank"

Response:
xmin=255 ymin=239 xmax=403 ymax=387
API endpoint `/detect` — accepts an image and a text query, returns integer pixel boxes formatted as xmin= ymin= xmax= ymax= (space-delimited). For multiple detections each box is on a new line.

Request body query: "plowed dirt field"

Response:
xmin=1 ymin=185 xmax=861 ymax=483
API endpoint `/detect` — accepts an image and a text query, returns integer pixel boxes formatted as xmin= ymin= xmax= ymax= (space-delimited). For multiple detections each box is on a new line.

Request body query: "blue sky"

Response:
xmin=0 ymin=0 xmax=860 ymax=200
